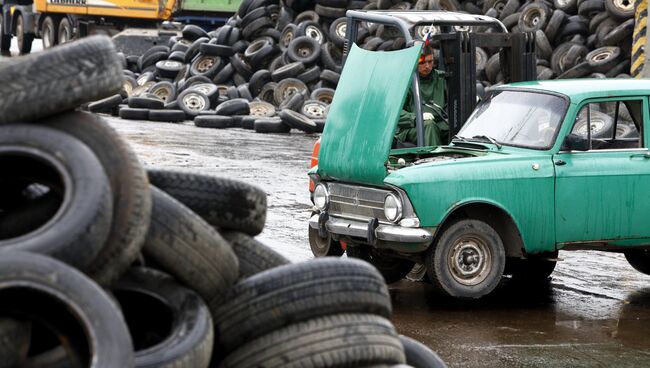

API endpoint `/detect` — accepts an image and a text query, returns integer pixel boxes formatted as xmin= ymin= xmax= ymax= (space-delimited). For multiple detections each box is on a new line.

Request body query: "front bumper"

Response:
xmin=309 ymin=214 xmax=433 ymax=252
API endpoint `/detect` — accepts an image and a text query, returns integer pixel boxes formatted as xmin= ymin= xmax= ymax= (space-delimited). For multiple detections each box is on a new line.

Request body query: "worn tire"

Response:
xmin=222 ymin=231 xmax=290 ymax=278
xmin=0 ymin=124 xmax=112 ymax=270
xmin=399 ymin=335 xmax=447 ymax=368
xmin=214 ymin=258 xmax=392 ymax=352
xmin=215 ymin=98 xmax=250 ymax=116
xmin=0 ymin=35 xmax=122 ymax=124
xmin=254 ymin=118 xmax=291 ymax=133
xmin=222 ymin=314 xmax=405 ymax=368
xmin=279 ymin=109 xmax=318 ymax=133
xmin=308 ymin=223 xmax=343 ymax=257
xmin=143 ymin=186 xmax=238 ymax=313
xmin=194 ymin=115 xmax=234 ymax=128
xmin=0 ymin=318 xmax=30 ymax=368
xmin=0 ymin=251 xmax=133 ymax=367
xmin=147 ymin=169 xmax=267 ymax=235
xmin=426 ymin=219 xmax=506 ymax=299
xmin=43 ymin=112 xmax=151 ymax=285
xmin=149 ymin=109 xmax=186 ymax=123
xmin=112 ymin=267 xmax=214 ymax=368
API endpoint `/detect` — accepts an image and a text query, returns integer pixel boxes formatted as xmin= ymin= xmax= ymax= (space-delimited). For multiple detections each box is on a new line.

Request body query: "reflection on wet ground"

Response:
xmin=108 ymin=117 xmax=650 ymax=367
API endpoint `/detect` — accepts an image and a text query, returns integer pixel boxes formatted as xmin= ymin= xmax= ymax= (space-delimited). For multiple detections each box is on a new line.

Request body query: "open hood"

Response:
xmin=317 ymin=43 xmax=420 ymax=186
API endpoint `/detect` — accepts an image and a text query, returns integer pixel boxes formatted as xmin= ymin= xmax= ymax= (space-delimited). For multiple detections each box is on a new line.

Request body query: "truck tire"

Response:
xmin=214 ymin=258 xmax=392 ymax=352
xmin=41 ymin=16 xmax=58 ymax=49
xmin=426 ymin=219 xmax=505 ymax=299
xmin=42 ymin=111 xmax=151 ymax=286
xmin=112 ymin=268 xmax=214 ymax=368
xmin=221 ymin=314 xmax=405 ymax=368
xmin=16 ymin=14 xmax=33 ymax=54
xmin=0 ymin=124 xmax=112 ymax=270
xmin=0 ymin=251 xmax=133 ymax=368
xmin=0 ymin=35 xmax=122 ymax=124
xmin=222 ymin=231 xmax=290 ymax=279
xmin=147 ymin=169 xmax=267 ymax=235
xmin=57 ymin=17 xmax=73 ymax=44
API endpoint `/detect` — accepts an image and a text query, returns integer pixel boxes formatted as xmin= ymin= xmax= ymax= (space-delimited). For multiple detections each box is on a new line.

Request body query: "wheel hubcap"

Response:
xmin=305 ymin=26 xmax=322 ymax=43
xmin=183 ymin=94 xmax=206 ymax=111
xmin=196 ymin=57 xmax=215 ymax=73
xmin=448 ymin=236 xmax=491 ymax=286
xmin=304 ymin=103 xmax=325 ymax=117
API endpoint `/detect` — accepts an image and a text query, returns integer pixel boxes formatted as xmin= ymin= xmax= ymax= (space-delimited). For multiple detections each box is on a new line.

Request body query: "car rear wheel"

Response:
xmin=624 ymin=249 xmax=650 ymax=275
xmin=426 ymin=219 xmax=505 ymax=299
xmin=346 ymin=245 xmax=414 ymax=284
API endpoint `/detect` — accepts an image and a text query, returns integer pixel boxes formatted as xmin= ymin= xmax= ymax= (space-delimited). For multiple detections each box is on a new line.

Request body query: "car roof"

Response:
xmin=355 ymin=10 xmax=506 ymax=30
xmin=498 ymin=79 xmax=650 ymax=101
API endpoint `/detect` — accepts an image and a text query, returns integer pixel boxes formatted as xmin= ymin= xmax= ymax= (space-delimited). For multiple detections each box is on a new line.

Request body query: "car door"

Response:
xmin=554 ymin=97 xmax=650 ymax=244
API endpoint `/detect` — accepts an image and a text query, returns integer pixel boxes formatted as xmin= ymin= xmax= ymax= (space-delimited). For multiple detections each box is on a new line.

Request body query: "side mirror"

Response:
xmin=561 ymin=133 xmax=589 ymax=151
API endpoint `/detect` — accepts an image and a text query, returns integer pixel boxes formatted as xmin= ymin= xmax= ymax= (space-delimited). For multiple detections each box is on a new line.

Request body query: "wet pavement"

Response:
xmin=107 ymin=117 xmax=650 ymax=368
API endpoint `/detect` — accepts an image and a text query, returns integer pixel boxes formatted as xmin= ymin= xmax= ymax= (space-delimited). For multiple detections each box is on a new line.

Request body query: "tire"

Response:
xmin=243 ymin=38 xmax=274 ymax=67
xmin=508 ymin=254 xmax=557 ymax=282
xmin=0 ymin=35 xmax=122 ymax=124
xmin=119 ymin=107 xmax=150 ymax=120
xmin=194 ymin=115 xmax=234 ymax=128
xmin=143 ymin=186 xmax=239 ymax=313
xmin=149 ymin=81 xmax=177 ymax=103
xmin=554 ymin=0 xmax=577 ymax=13
xmin=586 ymin=46 xmax=621 ymax=72
xmin=273 ymin=78 xmax=308 ymax=105
xmin=258 ymin=82 xmax=278 ymax=104
xmin=0 ymin=14 xmax=11 ymax=51
xmin=230 ymin=53 xmax=254 ymax=79
xmin=271 ymin=61 xmax=306 ymax=81
xmin=578 ymin=0 xmax=605 ymax=17
xmin=0 ymin=124 xmax=112 ymax=270
xmin=41 ymin=16 xmax=58 ymax=49
xmin=249 ymin=69 xmax=272 ymax=96
xmin=128 ymin=96 xmax=164 ymax=109
xmin=544 ymin=9 xmax=566 ymax=42
xmin=0 ymin=251 xmax=133 ymax=367
xmin=399 ymin=335 xmax=447 ymax=368
xmin=57 ymin=17 xmax=73 ymax=44
xmin=426 ymin=219 xmax=506 ymax=299
xmin=602 ymin=18 xmax=634 ymax=46
xmin=320 ymin=69 xmax=340 ymax=85
xmin=215 ymin=98 xmax=250 ymax=116
xmin=485 ymin=53 xmax=501 ymax=84
xmin=88 ymin=94 xmax=123 ymax=113
xmin=0 ymin=318 xmax=30 ymax=367
xmin=287 ymin=36 xmax=321 ymax=65
xmin=15 ymin=14 xmax=32 ymax=54
xmin=572 ymin=110 xmax=613 ymax=138
xmin=308 ymin=223 xmax=343 ymax=257
xmin=314 ymin=3 xmax=347 ymax=18
xmin=297 ymin=64 xmax=321 ymax=84
xmin=624 ymin=250 xmax=650 ymax=275
xmin=221 ymin=314 xmax=405 ymax=368
xmin=535 ymin=30 xmax=552 ymax=61
xmin=147 ymin=169 xmax=267 ymax=235
xmin=43 ymin=112 xmax=151 ymax=285
xmin=190 ymin=54 xmax=223 ymax=78
xmin=249 ymin=100 xmax=276 ymax=117
xmin=168 ymin=50 xmax=186 ymax=63
xmin=182 ymin=24 xmax=207 ymax=41
xmin=301 ymin=99 xmax=328 ymax=119
xmin=518 ymin=2 xmax=550 ymax=32
xmin=347 ymin=246 xmax=415 ymax=284
xmin=605 ymin=0 xmax=634 ymax=20
xmin=112 ymin=267 xmax=213 ymax=368
xmin=320 ymin=41 xmax=343 ymax=73
xmin=149 ymin=109 xmax=186 ymax=122
xmin=310 ymin=87 xmax=335 ymax=104
xmin=176 ymin=89 xmax=211 ymax=118
xmin=214 ymin=258 xmax=392 ymax=352
xmin=557 ymin=61 xmax=593 ymax=79
xmin=278 ymin=92 xmax=304 ymax=111
xmin=329 ymin=17 xmax=347 ymax=48
xmin=242 ymin=17 xmax=273 ymax=40
xmin=222 ymin=231 xmax=290 ymax=278
xmin=254 ymin=118 xmax=291 ymax=133
xmin=201 ymin=42 xmax=234 ymax=57
xmin=279 ymin=109 xmax=317 ymax=133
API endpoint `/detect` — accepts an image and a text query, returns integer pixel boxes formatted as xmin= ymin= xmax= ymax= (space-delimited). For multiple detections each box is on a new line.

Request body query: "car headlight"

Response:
xmin=384 ymin=193 xmax=403 ymax=223
xmin=313 ymin=184 xmax=329 ymax=210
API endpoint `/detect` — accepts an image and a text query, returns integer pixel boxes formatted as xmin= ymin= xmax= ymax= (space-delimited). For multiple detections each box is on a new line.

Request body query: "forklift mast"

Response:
xmin=343 ymin=10 xmax=537 ymax=145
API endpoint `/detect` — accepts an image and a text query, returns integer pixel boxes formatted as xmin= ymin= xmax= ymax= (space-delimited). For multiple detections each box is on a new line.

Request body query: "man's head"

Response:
xmin=418 ymin=46 xmax=435 ymax=78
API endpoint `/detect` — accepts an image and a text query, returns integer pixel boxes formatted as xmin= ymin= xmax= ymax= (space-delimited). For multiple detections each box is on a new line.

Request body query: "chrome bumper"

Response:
xmin=309 ymin=214 xmax=433 ymax=244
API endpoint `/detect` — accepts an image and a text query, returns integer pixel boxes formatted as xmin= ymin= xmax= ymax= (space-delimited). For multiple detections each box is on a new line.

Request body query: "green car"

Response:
xmin=309 ymin=42 xmax=650 ymax=299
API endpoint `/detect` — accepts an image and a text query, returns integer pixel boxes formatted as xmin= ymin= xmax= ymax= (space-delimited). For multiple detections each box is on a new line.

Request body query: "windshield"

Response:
xmin=457 ymin=90 xmax=568 ymax=150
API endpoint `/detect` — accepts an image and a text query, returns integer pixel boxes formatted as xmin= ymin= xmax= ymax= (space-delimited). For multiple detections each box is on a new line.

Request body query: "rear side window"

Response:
xmin=570 ymin=100 xmax=642 ymax=150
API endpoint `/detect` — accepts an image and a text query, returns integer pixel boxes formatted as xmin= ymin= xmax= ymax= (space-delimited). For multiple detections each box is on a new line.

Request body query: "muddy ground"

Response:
xmin=107 ymin=117 xmax=650 ymax=368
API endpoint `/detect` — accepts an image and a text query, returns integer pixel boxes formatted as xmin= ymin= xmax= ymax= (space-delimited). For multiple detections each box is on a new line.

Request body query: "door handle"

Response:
xmin=554 ymin=160 xmax=566 ymax=166
xmin=630 ymin=152 xmax=650 ymax=159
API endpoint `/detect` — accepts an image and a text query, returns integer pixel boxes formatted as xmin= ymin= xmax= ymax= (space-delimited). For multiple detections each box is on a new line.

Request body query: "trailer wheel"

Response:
xmin=58 ymin=17 xmax=73 ymax=44
xmin=0 ymin=14 xmax=10 ymax=52
xmin=16 ymin=14 xmax=33 ymax=54
xmin=41 ymin=16 xmax=58 ymax=48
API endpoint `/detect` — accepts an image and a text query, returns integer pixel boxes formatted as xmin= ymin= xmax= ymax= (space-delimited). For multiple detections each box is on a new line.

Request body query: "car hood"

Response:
xmin=317 ymin=43 xmax=420 ymax=186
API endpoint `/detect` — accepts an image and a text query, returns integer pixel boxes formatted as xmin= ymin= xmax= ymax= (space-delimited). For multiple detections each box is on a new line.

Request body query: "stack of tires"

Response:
xmin=0 ymin=37 xmax=446 ymax=368
xmin=92 ymin=0 xmax=635 ymax=130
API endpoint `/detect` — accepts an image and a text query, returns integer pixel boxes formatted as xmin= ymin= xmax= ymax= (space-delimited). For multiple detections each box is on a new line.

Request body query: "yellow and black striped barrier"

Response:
xmin=632 ymin=0 xmax=648 ymax=77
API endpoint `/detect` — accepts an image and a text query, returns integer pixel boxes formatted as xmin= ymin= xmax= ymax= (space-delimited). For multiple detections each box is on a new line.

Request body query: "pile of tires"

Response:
xmin=0 ymin=37 xmax=446 ymax=368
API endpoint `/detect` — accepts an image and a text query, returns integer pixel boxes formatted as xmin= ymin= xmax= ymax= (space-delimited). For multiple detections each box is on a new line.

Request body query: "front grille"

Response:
xmin=327 ymin=182 xmax=390 ymax=223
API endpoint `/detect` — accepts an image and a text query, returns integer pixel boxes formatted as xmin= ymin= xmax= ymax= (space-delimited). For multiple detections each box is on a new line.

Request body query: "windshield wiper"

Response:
xmin=450 ymin=135 xmax=467 ymax=142
xmin=471 ymin=135 xmax=502 ymax=149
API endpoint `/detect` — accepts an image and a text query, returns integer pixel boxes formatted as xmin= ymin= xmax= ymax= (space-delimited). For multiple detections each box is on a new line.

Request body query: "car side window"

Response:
xmin=570 ymin=100 xmax=642 ymax=150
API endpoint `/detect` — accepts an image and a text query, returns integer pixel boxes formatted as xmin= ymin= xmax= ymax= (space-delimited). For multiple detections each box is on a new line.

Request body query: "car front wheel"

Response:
xmin=427 ymin=219 xmax=505 ymax=299
xmin=347 ymin=245 xmax=414 ymax=284
xmin=624 ymin=249 xmax=650 ymax=275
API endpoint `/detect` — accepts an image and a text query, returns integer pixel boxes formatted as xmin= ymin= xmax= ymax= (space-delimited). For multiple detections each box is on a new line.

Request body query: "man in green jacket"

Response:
xmin=395 ymin=46 xmax=447 ymax=147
